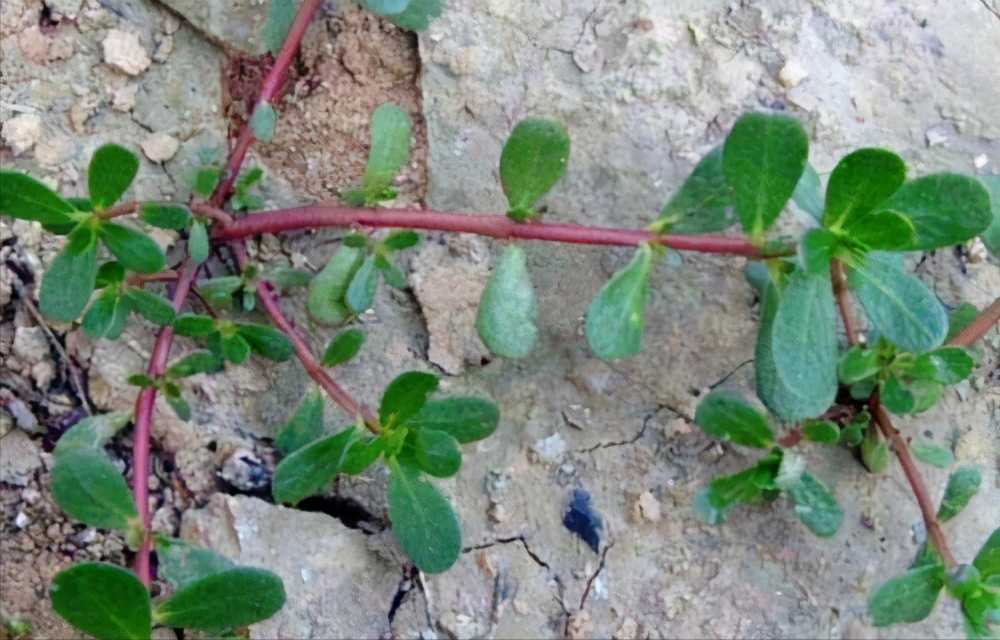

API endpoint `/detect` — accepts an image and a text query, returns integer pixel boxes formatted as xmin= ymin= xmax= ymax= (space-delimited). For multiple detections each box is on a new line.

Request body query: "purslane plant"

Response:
xmin=1 ymin=0 xmax=1000 ymax=638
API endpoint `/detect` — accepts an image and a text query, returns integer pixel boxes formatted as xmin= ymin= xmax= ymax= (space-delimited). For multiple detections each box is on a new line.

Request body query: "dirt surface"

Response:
xmin=1 ymin=0 xmax=999 ymax=639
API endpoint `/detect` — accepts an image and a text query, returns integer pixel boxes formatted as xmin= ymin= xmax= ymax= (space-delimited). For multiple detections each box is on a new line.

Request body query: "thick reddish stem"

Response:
xmin=131 ymin=265 xmax=199 ymax=587
xmin=831 ymin=260 xmax=863 ymax=344
xmin=210 ymin=0 xmax=325 ymax=206
xmin=213 ymin=205 xmax=792 ymax=257
xmin=870 ymin=392 xmax=957 ymax=567
xmin=949 ymin=296 xmax=1000 ymax=347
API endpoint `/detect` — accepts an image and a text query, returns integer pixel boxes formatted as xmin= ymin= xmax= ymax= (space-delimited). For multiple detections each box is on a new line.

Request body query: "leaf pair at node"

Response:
xmin=272 ymin=371 xmax=499 ymax=573
xmin=307 ymin=230 xmax=418 ymax=323
xmin=173 ymin=313 xmax=294 ymax=365
xmin=128 ymin=350 xmax=224 ymax=421
xmin=692 ymin=390 xmax=844 ymax=537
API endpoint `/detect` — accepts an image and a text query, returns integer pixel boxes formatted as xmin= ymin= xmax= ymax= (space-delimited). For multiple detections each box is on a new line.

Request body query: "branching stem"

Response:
xmin=212 ymin=205 xmax=794 ymax=257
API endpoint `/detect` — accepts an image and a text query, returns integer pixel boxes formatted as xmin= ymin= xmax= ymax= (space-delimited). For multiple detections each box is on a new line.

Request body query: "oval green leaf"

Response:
xmin=770 ymin=268 xmax=838 ymax=419
xmin=172 ymin=313 xmax=216 ymax=337
xmin=694 ymin=390 xmax=774 ymax=448
xmin=155 ymin=537 xmax=235 ymax=590
xmin=783 ymin=471 xmax=844 ymax=538
xmin=88 ymin=144 xmax=139 ymax=209
xmin=236 ymin=324 xmax=293 ymax=361
xmin=100 ymin=223 xmax=166 ymax=274
xmin=937 ymin=465 xmax=982 ymax=522
xmin=653 ymin=146 xmax=734 ymax=234
xmin=499 ymin=118 xmax=570 ymax=218
xmin=0 ymin=171 xmax=76 ymax=225
xmin=272 ymin=429 xmax=356 ymax=505
xmin=346 ymin=254 xmax=378 ymax=315
xmin=125 ymin=288 xmax=176 ymax=325
xmin=153 ymin=567 xmax=284 ymax=631
xmin=307 ymin=245 xmax=364 ymax=324
xmin=973 ymin=529 xmax=1000 ymax=579
xmin=868 ymin=565 xmax=945 ymax=626
xmin=380 ymin=371 xmax=439 ymax=426
xmin=374 ymin=0 xmax=443 ymax=30
xmin=39 ymin=241 xmax=99 ymax=324
xmin=139 ymin=203 xmax=190 ymax=230
xmin=165 ymin=351 xmax=222 ymax=379
xmin=873 ymin=173 xmax=992 ymax=250
xmin=51 ymin=449 xmax=139 ymax=530
xmin=275 ymin=388 xmax=325 ymax=455
xmin=322 ymin=329 xmax=366 ymax=367
xmin=188 ymin=220 xmax=209 ymax=264
xmin=822 ymin=148 xmax=906 ymax=231
xmin=362 ymin=103 xmax=412 ymax=198
xmin=82 ymin=291 xmax=130 ymax=339
xmin=722 ymin=113 xmax=809 ymax=237
xmin=910 ymin=442 xmax=955 ymax=468
xmin=387 ymin=462 xmax=461 ymax=573
xmin=849 ymin=253 xmax=947 ymax=354
xmin=979 ymin=175 xmax=1000 ymax=256
xmin=262 ymin=0 xmax=296 ymax=53
xmin=477 ymin=245 xmax=538 ymax=359
xmin=406 ymin=397 xmax=500 ymax=443
xmin=802 ymin=421 xmax=840 ymax=445
xmin=411 ymin=429 xmax=462 ymax=478
xmin=250 ymin=102 xmax=276 ymax=143
xmin=51 ymin=563 xmax=151 ymax=640
xmin=53 ymin=411 xmax=132 ymax=458
xmin=585 ymin=244 xmax=653 ymax=361
xmin=839 ymin=345 xmax=882 ymax=384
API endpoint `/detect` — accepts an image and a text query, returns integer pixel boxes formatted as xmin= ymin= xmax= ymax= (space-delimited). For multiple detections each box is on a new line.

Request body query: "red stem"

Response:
xmin=131 ymin=265 xmax=199 ymax=587
xmin=213 ymin=205 xmax=792 ymax=257
xmin=210 ymin=0 xmax=325 ymax=206
xmin=949 ymin=296 xmax=1000 ymax=347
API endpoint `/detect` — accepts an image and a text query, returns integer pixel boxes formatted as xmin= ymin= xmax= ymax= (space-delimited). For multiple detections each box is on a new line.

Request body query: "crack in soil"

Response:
xmin=463 ymin=535 xmax=570 ymax=617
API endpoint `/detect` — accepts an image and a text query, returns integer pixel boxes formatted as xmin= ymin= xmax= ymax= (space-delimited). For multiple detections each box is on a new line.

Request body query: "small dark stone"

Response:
xmin=562 ymin=488 xmax=602 ymax=554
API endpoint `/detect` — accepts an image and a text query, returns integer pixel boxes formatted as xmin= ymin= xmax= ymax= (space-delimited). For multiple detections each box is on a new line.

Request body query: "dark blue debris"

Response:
xmin=563 ymin=488 xmax=603 ymax=554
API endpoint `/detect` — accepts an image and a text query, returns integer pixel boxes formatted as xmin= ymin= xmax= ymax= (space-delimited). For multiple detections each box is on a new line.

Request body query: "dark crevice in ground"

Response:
xmin=463 ymin=535 xmax=570 ymax=620
xmin=290 ymin=494 xmax=386 ymax=533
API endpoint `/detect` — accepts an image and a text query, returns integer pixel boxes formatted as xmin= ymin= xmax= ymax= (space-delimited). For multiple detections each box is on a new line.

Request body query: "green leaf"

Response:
xmin=911 ymin=442 xmax=955 ymax=468
xmin=127 ymin=374 xmax=155 ymax=388
xmin=406 ymin=397 xmax=500 ymax=443
xmin=95 ymin=261 xmax=126 ymax=288
xmin=153 ymin=568 xmax=284 ymax=631
xmin=909 ymin=347 xmax=975 ymax=385
xmin=165 ymin=395 xmax=191 ymax=421
xmin=973 ymin=529 xmax=1000 ymax=579
xmin=40 ymin=241 xmax=99 ymax=323
xmin=410 ymin=429 xmax=462 ymax=478
xmin=251 ymin=102 xmax=277 ymax=143
xmin=822 ymin=148 xmax=906 ymax=231
xmin=770 ymin=268 xmax=839 ymax=419
xmin=346 ymin=254 xmax=378 ymax=315
xmin=51 ymin=449 xmax=139 ymax=530
xmin=100 ymin=223 xmax=166 ymax=274
xmin=193 ymin=168 xmax=221 ymax=199
xmin=82 ymin=291 xmax=130 ymax=339
xmin=781 ymin=471 xmax=844 ymax=537
xmin=266 ymin=267 xmax=313 ymax=292
xmin=937 ymin=466 xmax=981 ymax=522
xmin=172 ymin=313 xmax=216 ymax=337
xmin=839 ymin=345 xmax=882 ymax=384
xmin=363 ymin=0 xmax=409 ymax=13
xmin=861 ymin=426 xmax=889 ymax=473
xmin=375 ymin=253 xmax=407 ymax=289
xmin=307 ymin=245 xmax=364 ymax=324
xmin=376 ymin=0 xmax=443 ymax=30
xmin=53 ymin=411 xmax=132 ymax=458
xmin=868 ymin=565 xmax=945 ymax=626
xmin=798 ymin=228 xmax=837 ymax=276
xmin=477 ymin=245 xmax=538 ymax=359
xmin=802 ymin=421 xmax=840 ymax=445
xmin=755 ymin=277 xmax=821 ymax=421
xmin=88 ymin=144 xmax=139 ymax=209
xmin=872 ymin=174 xmax=992 ymax=250
xmin=722 ymin=113 xmax=809 ymax=237
xmin=791 ymin=162 xmax=823 ymax=223
xmin=262 ymin=0 xmax=297 ymax=53
xmin=382 ymin=230 xmax=420 ymax=251
xmin=340 ymin=436 xmax=384 ymax=474
xmin=51 ymin=563 xmax=151 ymax=640
xmin=844 ymin=210 xmax=916 ymax=252
xmin=272 ymin=429 xmax=355 ymax=505
xmin=694 ymin=390 xmax=773 ymax=448
xmin=381 ymin=371 xmax=438 ymax=426
xmin=343 ymin=233 xmax=369 ymax=249
xmin=155 ymin=537 xmax=235 ymax=590
xmin=237 ymin=324 xmax=293 ymax=361
xmin=139 ymin=203 xmax=190 ymax=230
xmin=849 ymin=253 xmax=947 ymax=354
xmin=387 ymin=462 xmax=461 ymax=573
xmin=585 ymin=244 xmax=653 ymax=361
xmin=693 ymin=456 xmax=780 ymax=525
xmin=322 ymin=329 xmax=365 ymax=367
xmin=947 ymin=302 xmax=980 ymax=343
xmin=199 ymin=276 xmax=242 ymax=308
xmin=220 ymin=333 xmax=251 ymax=364
xmin=125 ymin=288 xmax=176 ymax=325
xmin=0 ymin=171 xmax=76 ymax=225
xmin=358 ymin=103 xmax=412 ymax=203
xmin=840 ymin=413 xmax=868 ymax=447
xmin=165 ymin=351 xmax=222 ymax=378
xmin=275 ymin=389 xmax=324 ymax=455
xmin=881 ymin=374 xmax=916 ymax=414
xmin=499 ymin=118 xmax=571 ymax=219
xmin=979 ymin=176 xmax=1000 ymax=256
xmin=653 ymin=146 xmax=734 ymax=233
xmin=188 ymin=220 xmax=209 ymax=264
